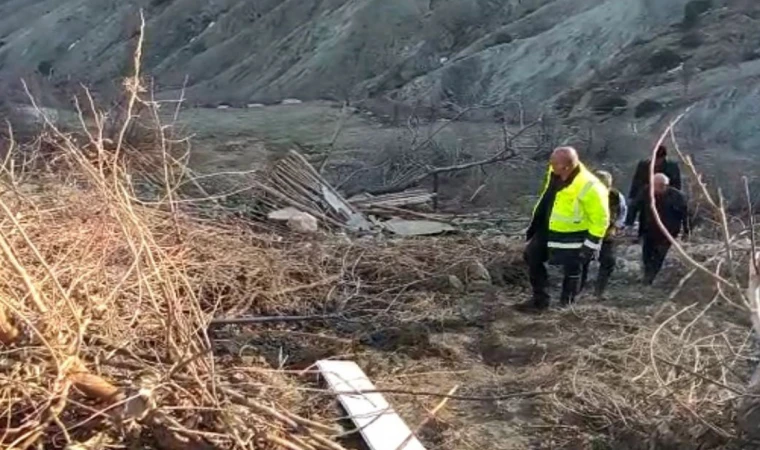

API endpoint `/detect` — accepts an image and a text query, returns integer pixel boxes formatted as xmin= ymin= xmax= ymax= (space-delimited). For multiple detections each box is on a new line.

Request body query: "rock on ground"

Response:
xmin=287 ymin=212 xmax=319 ymax=234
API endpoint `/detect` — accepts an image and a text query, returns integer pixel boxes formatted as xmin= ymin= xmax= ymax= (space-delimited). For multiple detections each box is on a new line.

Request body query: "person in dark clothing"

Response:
xmin=626 ymin=173 xmax=690 ymax=285
xmin=519 ymin=147 xmax=609 ymax=312
xmin=581 ymin=171 xmax=627 ymax=298
xmin=627 ymin=145 xmax=682 ymax=225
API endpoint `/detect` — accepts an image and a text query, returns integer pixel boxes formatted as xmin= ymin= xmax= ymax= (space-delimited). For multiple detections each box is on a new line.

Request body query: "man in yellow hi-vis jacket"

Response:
xmin=517 ymin=147 xmax=610 ymax=312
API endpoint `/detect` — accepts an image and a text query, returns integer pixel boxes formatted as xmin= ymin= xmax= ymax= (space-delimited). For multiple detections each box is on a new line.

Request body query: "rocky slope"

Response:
xmin=1 ymin=0 xmax=759 ymax=157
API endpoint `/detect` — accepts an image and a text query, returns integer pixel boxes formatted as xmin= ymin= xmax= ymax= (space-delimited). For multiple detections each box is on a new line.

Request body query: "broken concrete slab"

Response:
xmin=382 ymin=219 xmax=455 ymax=236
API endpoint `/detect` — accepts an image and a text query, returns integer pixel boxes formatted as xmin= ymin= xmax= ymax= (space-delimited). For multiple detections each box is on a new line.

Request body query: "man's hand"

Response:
xmin=581 ymin=245 xmax=599 ymax=262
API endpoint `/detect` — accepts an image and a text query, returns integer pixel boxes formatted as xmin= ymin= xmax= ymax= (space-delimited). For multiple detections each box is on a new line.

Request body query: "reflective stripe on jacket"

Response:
xmin=532 ymin=164 xmax=610 ymax=257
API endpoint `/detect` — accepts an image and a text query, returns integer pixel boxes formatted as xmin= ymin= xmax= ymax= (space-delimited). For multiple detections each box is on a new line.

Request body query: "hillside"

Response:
xmin=0 ymin=0 xmax=758 ymax=206
xmin=1 ymin=1 xmax=758 ymax=139
xmin=0 ymin=0 xmax=759 ymax=168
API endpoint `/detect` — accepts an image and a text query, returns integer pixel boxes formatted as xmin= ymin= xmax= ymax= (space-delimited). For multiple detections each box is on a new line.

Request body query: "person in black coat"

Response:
xmin=627 ymin=145 xmax=682 ymax=226
xmin=626 ymin=173 xmax=690 ymax=285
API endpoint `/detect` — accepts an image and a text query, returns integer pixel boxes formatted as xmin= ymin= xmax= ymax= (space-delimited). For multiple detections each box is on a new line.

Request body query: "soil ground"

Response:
xmin=212 ymin=231 xmax=750 ymax=449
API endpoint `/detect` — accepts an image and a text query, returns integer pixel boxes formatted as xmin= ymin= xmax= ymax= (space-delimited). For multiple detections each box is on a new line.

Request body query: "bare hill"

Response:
xmin=1 ymin=0 xmax=760 ymax=157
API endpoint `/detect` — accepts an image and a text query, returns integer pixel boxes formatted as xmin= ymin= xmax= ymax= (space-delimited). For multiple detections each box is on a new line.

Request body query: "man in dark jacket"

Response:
xmin=627 ymin=145 xmax=682 ymax=226
xmin=581 ymin=170 xmax=627 ymax=298
xmin=519 ymin=147 xmax=609 ymax=312
xmin=626 ymin=173 xmax=689 ymax=285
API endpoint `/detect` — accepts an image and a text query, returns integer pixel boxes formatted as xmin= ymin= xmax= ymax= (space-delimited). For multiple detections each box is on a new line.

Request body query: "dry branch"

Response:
xmin=0 ymin=10 xmax=348 ymax=450
xmin=641 ymin=110 xmax=760 ymax=444
xmin=363 ymin=119 xmax=539 ymax=196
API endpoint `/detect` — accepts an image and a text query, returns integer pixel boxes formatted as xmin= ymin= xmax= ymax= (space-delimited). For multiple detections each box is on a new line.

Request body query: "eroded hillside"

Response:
xmin=2 ymin=0 xmax=760 ymax=176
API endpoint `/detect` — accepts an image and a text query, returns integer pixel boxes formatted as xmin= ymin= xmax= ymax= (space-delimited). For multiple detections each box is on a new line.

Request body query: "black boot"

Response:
xmin=559 ymin=292 xmax=575 ymax=307
xmin=560 ymin=270 xmax=582 ymax=307
xmin=594 ymin=276 xmax=610 ymax=299
xmin=579 ymin=261 xmax=590 ymax=294
xmin=642 ymin=270 xmax=655 ymax=286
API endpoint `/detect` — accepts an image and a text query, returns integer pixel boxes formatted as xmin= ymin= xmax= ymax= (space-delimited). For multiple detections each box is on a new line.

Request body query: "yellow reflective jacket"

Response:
xmin=532 ymin=164 xmax=610 ymax=256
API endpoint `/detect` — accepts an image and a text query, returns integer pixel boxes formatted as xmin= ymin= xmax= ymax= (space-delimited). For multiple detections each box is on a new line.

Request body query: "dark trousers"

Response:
xmin=581 ymin=239 xmax=616 ymax=296
xmin=524 ymin=237 xmax=583 ymax=308
xmin=642 ymin=237 xmax=671 ymax=284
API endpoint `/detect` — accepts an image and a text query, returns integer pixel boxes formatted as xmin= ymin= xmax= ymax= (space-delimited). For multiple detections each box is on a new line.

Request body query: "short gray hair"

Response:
xmin=595 ymin=170 xmax=613 ymax=188
xmin=653 ymin=173 xmax=670 ymax=185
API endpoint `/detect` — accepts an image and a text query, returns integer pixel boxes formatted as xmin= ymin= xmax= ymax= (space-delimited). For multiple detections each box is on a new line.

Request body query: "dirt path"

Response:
xmin=347 ymin=244 xmax=667 ymax=449
xmin=219 ymin=236 xmax=747 ymax=450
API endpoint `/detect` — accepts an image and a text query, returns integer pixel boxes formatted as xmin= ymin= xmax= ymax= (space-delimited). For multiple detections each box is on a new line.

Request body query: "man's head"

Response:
xmin=595 ymin=170 xmax=613 ymax=189
xmin=655 ymin=145 xmax=667 ymax=163
xmin=653 ymin=173 xmax=670 ymax=195
xmin=550 ymin=146 xmax=580 ymax=180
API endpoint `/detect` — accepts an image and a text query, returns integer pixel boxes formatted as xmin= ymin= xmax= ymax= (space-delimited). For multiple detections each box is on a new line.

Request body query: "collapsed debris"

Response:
xmin=256 ymin=150 xmax=371 ymax=231
xmin=347 ymin=189 xmax=436 ymax=210
xmin=257 ymin=151 xmax=455 ymax=236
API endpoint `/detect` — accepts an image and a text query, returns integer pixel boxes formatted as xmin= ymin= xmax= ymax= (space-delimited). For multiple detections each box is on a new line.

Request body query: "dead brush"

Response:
xmin=0 ymin=158 xmax=347 ymax=449
xmin=0 ymin=12 xmax=354 ymax=450
xmin=533 ymin=305 xmax=753 ymax=447
xmin=0 ymin=133 xmax=527 ymax=449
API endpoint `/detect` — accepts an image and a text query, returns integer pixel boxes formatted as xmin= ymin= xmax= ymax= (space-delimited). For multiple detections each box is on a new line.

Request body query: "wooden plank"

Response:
xmin=316 ymin=360 xmax=426 ymax=450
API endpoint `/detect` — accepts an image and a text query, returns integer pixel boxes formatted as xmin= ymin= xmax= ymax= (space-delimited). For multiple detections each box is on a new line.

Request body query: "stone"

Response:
xmin=383 ymin=219 xmax=454 ymax=236
xmin=467 ymin=280 xmax=494 ymax=292
xmin=465 ymin=261 xmax=492 ymax=284
xmin=447 ymin=275 xmax=465 ymax=293
xmin=287 ymin=212 xmax=319 ymax=233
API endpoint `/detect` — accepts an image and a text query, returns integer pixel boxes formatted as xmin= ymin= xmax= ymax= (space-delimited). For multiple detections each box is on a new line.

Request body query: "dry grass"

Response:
xmin=0 ymin=99 xmax=525 ymax=449
xmin=540 ymin=304 xmax=752 ymax=447
xmin=0 ymin=125 xmax=355 ymax=448
xmin=0 ymin=13 xmax=349 ymax=448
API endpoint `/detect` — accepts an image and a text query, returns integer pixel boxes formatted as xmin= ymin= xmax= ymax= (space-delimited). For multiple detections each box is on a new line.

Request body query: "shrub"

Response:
xmin=590 ymin=92 xmax=628 ymax=115
xmin=634 ymin=99 xmax=664 ymax=118
xmin=683 ymin=0 xmax=712 ymax=29
xmin=554 ymin=89 xmax=584 ymax=116
xmin=491 ymin=31 xmax=513 ymax=46
xmin=37 ymin=60 xmax=53 ymax=77
xmin=647 ymin=48 xmax=682 ymax=74
xmin=680 ymin=31 xmax=705 ymax=49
